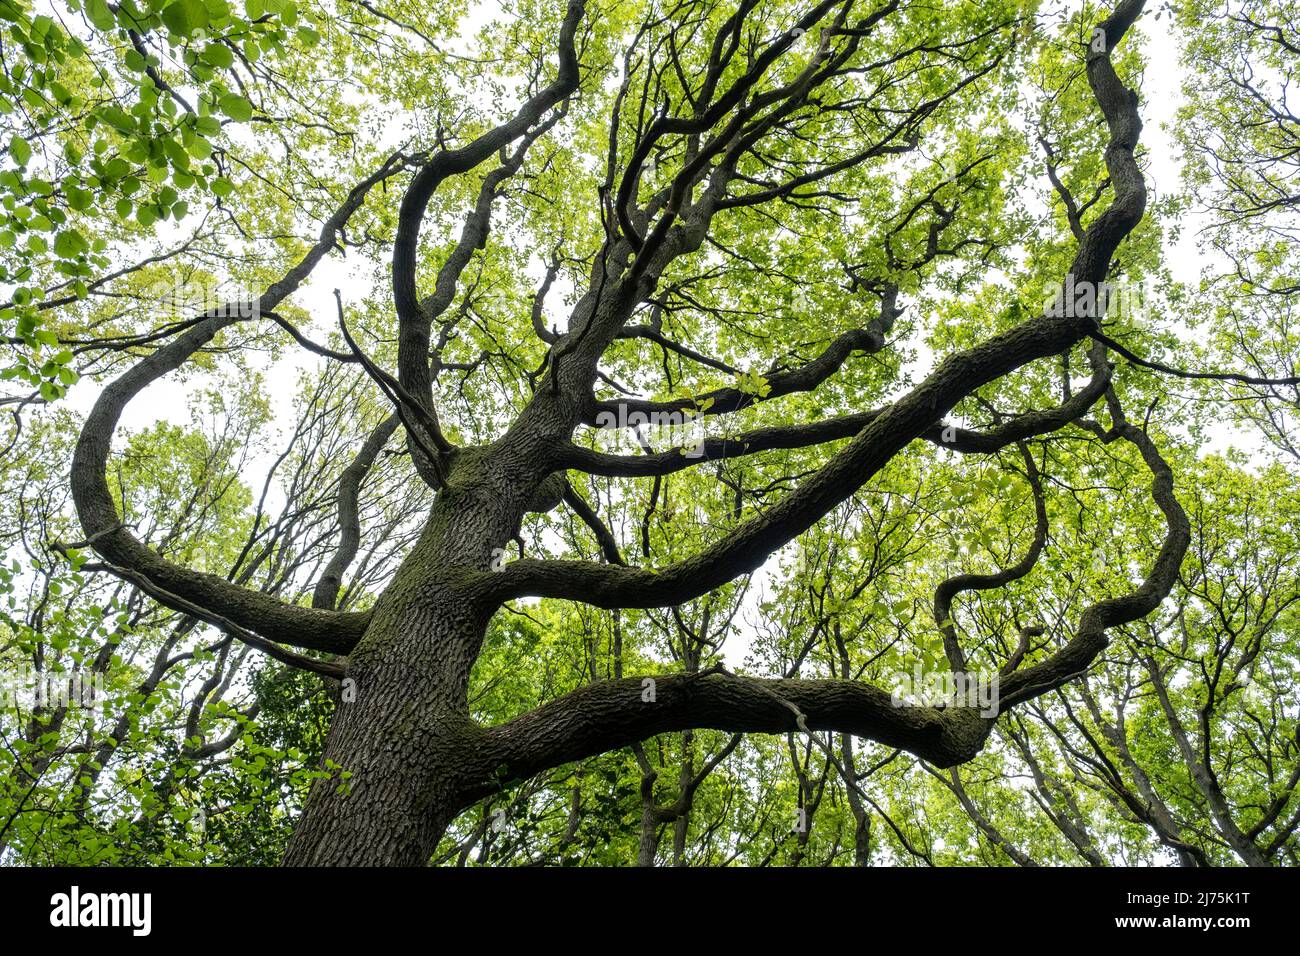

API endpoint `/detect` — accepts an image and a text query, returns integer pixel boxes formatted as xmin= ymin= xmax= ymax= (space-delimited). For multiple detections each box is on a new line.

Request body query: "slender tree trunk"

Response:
xmin=851 ymin=811 xmax=871 ymax=867
xmin=672 ymin=729 xmax=694 ymax=866
xmin=635 ymin=805 xmax=661 ymax=868
xmin=1144 ymin=656 xmax=1270 ymax=866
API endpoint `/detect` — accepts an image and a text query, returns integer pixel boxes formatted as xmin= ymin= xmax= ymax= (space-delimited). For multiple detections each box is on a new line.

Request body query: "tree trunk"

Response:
xmin=635 ymin=805 xmax=661 ymax=868
xmin=284 ymin=419 xmax=570 ymax=866
xmin=282 ymin=590 xmax=486 ymax=865
xmin=284 ymin=467 xmax=519 ymax=865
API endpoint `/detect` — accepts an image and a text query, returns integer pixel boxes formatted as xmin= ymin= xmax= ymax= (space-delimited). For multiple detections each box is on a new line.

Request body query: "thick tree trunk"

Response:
xmin=284 ymin=460 xmax=523 ymax=866
xmin=282 ymin=590 xmax=485 ymax=865
xmin=282 ymin=419 xmax=569 ymax=866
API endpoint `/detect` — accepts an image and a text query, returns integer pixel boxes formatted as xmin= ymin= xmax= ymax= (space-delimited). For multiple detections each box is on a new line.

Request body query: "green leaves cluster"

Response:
xmin=0 ymin=0 xmax=321 ymax=396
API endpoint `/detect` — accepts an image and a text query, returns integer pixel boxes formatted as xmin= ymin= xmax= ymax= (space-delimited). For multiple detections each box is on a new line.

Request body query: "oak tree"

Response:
xmin=2 ymin=0 xmax=1297 ymax=866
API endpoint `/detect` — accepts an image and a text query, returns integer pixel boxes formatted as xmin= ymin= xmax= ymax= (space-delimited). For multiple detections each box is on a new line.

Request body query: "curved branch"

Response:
xmin=69 ymin=157 xmax=406 ymax=653
xmin=312 ymin=414 xmax=400 ymax=610
xmin=470 ymin=670 xmax=994 ymax=804
xmin=930 ymin=765 xmax=1038 ymax=866
xmin=615 ymin=321 xmax=740 ymax=376
xmin=998 ymin=413 xmax=1190 ymax=710
xmin=561 ymin=480 xmax=626 ymax=566
xmin=335 ymin=291 xmax=450 ymax=487
xmin=493 ymin=316 xmax=1125 ymax=611
xmin=560 ymin=355 xmax=1110 ymax=477
xmin=582 ymin=323 xmax=890 ymax=426
xmin=1091 ymin=327 xmax=1300 ymax=386
xmin=393 ymin=0 xmax=584 ymax=411
xmin=933 ymin=443 xmax=1049 ymax=672
xmin=612 ymin=0 xmax=846 ymax=250
xmin=83 ymin=557 xmax=346 ymax=679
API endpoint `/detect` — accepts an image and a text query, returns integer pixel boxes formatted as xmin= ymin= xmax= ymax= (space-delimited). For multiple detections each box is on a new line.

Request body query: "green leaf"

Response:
xmin=195 ymin=115 xmax=221 ymax=136
xmin=217 ymin=92 xmax=253 ymax=122
xmin=66 ymin=185 xmax=93 ymax=211
xmin=8 ymin=135 xmax=31 ymax=166
xmin=86 ymin=0 xmax=116 ymax=31
xmin=202 ymin=42 xmax=234 ymax=70
xmin=53 ymin=228 xmax=88 ymax=258
xmin=185 ymin=136 xmax=213 ymax=160
xmin=161 ymin=0 xmax=210 ymax=36
xmin=97 ymin=104 xmax=135 ymax=134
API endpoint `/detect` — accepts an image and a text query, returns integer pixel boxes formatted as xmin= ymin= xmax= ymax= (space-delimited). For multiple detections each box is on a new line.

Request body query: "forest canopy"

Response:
xmin=0 ymin=0 xmax=1298 ymax=866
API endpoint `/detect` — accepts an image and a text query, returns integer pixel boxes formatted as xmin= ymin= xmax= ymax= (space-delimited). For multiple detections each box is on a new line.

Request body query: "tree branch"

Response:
xmin=69 ymin=156 xmax=406 ymax=653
